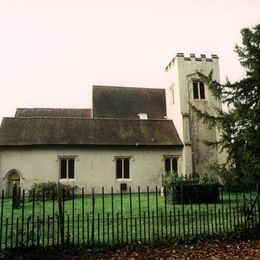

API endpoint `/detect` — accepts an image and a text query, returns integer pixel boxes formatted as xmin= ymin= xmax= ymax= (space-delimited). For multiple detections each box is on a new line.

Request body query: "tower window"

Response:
xmin=193 ymin=81 xmax=205 ymax=99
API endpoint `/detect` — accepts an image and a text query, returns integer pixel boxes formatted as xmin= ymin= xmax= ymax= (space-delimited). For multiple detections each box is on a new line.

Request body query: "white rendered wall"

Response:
xmin=0 ymin=146 xmax=182 ymax=194
xmin=166 ymin=60 xmax=187 ymax=175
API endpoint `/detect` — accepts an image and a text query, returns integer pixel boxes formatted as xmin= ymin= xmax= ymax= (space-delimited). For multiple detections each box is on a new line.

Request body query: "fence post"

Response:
xmin=120 ymin=187 xmax=123 ymax=243
xmin=91 ymin=188 xmax=95 ymax=245
xmin=138 ymin=186 xmax=142 ymax=241
xmin=57 ymin=183 xmax=64 ymax=246
xmin=12 ymin=183 xmax=18 ymax=209
xmin=0 ymin=190 xmax=4 ymax=250
xmin=235 ymin=186 xmax=239 ymax=228
xmin=155 ymin=186 xmax=159 ymax=239
xmin=147 ymin=186 xmax=150 ymax=241
xmin=111 ymin=186 xmax=114 ymax=244
xmin=42 ymin=188 xmax=45 ymax=247
xmin=52 ymin=186 xmax=55 ymax=247
xmin=129 ymin=186 xmax=133 ymax=243
xmin=21 ymin=190 xmax=25 ymax=246
xmin=102 ymin=187 xmax=105 ymax=245
xmin=164 ymin=185 xmax=168 ymax=239
xmin=82 ymin=187 xmax=85 ymax=245
xmin=11 ymin=186 xmax=15 ymax=248
xmin=257 ymin=184 xmax=260 ymax=225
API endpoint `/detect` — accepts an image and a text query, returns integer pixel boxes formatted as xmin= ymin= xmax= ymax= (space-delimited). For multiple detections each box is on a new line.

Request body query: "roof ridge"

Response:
xmin=4 ymin=117 xmax=171 ymax=121
xmin=16 ymin=108 xmax=91 ymax=110
xmin=93 ymin=85 xmax=164 ymax=91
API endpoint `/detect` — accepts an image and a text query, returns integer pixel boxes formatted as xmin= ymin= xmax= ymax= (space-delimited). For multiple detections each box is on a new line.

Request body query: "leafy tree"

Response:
xmin=193 ymin=24 xmax=260 ymax=187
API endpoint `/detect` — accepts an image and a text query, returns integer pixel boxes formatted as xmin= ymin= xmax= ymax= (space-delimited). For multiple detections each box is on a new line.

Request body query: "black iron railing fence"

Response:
xmin=0 ymin=184 xmax=259 ymax=250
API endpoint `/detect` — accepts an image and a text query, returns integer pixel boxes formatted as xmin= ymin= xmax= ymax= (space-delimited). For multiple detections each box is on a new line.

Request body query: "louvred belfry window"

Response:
xmin=193 ymin=81 xmax=205 ymax=99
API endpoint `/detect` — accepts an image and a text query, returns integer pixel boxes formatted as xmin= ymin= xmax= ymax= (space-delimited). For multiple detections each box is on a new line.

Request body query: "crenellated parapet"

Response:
xmin=165 ymin=53 xmax=219 ymax=71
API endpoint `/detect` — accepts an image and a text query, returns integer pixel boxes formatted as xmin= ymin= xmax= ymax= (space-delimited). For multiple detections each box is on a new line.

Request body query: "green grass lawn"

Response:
xmin=0 ymin=190 xmax=258 ymax=248
xmin=0 ymin=190 xmax=257 ymax=219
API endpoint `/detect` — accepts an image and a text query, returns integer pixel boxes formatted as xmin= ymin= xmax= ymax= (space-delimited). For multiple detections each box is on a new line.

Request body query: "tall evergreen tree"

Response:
xmin=193 ymin=24 xmax=260 ymax=187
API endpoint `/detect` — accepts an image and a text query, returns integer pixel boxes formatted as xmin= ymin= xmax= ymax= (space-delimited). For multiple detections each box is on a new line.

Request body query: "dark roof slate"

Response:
xmin=0 ymin=117 xmax=182 ymax=147
xmin=15 ymin=108 xmax=92 ymax=118
xmin=92 ymin=85 xmax=166 ymax=119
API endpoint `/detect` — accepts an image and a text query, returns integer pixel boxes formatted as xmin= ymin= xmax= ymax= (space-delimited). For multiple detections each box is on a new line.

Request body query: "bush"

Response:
xmin=212 ymin=166 xmax=256 ymax=192
xmin=28 ymin=182 xmax=79 ymax=201
xmin=165 ymin=172 xmax=220 ymax=204
xmin=59 ymin=183 xmax=79 ymax=199
xmin=28 ymin=182 xmax=57 ymax=201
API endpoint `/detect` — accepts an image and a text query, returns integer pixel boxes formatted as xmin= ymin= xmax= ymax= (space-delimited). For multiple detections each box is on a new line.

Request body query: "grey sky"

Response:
xmin=0 ymin=0 xmax=259 ymax=122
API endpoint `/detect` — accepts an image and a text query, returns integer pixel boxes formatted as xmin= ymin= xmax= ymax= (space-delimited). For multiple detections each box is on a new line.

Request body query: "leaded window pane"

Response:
xmin=165 ymin=158 xmax=171 ymax=172
xmin=124 ymin=159 xmax=130 ymax=179
xmin=193 ymin=82 xmax=199 ymax=99
xmin=116 ymin=159 xmax=122 ymax=178
xmin=200 ymin=82 xmax=205 ymax=99
xmin=172 ymin=158 xmax=178 ymax=173
xmin=60 ymin=159 xmax=67 ymax=179
xmin=68 ymin=159 xmax=75 ymax=179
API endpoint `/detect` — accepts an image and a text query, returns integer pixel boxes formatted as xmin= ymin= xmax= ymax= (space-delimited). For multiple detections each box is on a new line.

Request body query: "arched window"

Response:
xmin=6 ymin=170 xmax=21 ymax=197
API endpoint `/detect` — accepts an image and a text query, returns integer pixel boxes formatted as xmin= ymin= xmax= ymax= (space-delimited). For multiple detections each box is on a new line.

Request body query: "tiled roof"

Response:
xmin=0 ymin=117 xmax=182 ymax=147
xmin=92 ymin=85 xmax=166 ymax=119
xmin=15 ymin=108 xmax=92 ymax=118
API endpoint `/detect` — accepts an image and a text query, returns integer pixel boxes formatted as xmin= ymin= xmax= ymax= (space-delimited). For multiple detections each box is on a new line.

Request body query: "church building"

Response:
xmin=0 ymin=53 xmax=224 ymax=195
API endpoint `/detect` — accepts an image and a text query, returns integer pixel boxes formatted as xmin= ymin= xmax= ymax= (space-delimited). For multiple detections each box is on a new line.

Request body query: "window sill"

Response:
xmin=115 ymin=179 xmax=131 ymax=182
xmin=193 ymin=99 xmax=208 ymax=102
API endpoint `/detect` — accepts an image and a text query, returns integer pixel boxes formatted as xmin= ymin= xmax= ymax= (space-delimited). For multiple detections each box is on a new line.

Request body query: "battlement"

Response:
xmin=165 ymin=53 xmax=219 ymax=71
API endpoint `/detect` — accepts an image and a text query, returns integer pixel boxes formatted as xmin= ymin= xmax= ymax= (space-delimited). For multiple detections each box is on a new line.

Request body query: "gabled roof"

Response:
xmin=15 ymin=108 xmax=92 ymax=118
xmin=0 ymin=117 xmax=182 ymax=147
xmin=92 ymin=85 xmax=166 ymax=119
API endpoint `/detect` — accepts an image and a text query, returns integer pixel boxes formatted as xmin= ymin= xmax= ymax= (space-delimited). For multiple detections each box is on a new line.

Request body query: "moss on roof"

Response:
xmin=0 ymin=117 xmax=182 ymax=146
xmin=92 ymin=85 xmax=166 ymax=119
xmin=15 ymin=108 xmax=92 ymax=118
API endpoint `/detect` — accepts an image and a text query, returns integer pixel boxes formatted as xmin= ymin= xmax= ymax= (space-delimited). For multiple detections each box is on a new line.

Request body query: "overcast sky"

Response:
xmin=0 ymin=0 xmax=259 ymax=122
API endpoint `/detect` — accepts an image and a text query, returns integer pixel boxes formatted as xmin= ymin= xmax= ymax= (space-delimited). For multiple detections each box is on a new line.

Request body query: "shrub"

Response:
xmin=165 ymin=172 xmax=220 ymax=204
xmin=28 ymin=182 xmax=57 ymax=201
xmin=211 ymin=165 xmax=257 ymax=192
xmin=58 ymin=183 xmax=79 ymax=199
xmin=28 ymin=182 xmax=79 ymax=201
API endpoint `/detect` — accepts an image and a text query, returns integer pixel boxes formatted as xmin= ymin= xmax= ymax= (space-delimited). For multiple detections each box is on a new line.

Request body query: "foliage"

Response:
xmin=59 ymin=183 xmax=79 ymax=199
xmin=165 ymin=171 xmax=220 ymax=204
xmin=28 ymin=182 xmax=79 ymax=201
xmin=165 ymin=171 xmax=219 ymax=186
xmin=193 ymin=24 xmax=260 ymax=187
xmin=28 ymin=181 xmax=57 ymax=201
xmin=240 ymin=198 xmax=258 ymax=228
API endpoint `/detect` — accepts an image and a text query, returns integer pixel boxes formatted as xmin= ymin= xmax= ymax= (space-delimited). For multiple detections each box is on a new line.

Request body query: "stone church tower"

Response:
xmin=165 ymin=53 xmax=224 ymax=176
